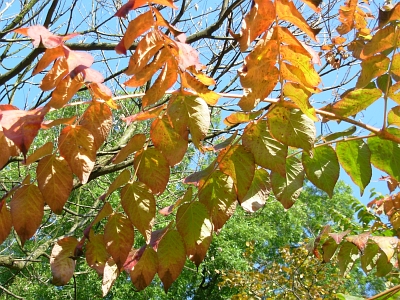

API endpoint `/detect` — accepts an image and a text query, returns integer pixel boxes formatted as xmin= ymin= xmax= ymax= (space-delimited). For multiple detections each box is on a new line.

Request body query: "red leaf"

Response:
xmin=115 ymin=0 xmax=177 ymax=18
xmin=0 ymin=107 xmax=49 ymax=157
xmin=64 ymin=49 xmax=94 ymax=73
xmin=50 ymin=237 xmax=79 ymax=285
xmin=10 ymin=184 xmax=44 ymax=246
xmin=82 ymin=68 xmax=104 ymax=83
xmin=0 ymin=201 xmax=12 ymax=244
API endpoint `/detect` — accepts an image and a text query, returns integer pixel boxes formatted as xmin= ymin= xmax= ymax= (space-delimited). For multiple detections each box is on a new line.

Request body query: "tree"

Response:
xmin=1 ymin=0 xmax=400 ymax=297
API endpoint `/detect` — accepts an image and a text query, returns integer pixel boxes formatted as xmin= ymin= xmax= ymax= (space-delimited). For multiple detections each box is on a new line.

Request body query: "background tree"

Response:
xmin=1 ymin=0 xmax=400 ymax=298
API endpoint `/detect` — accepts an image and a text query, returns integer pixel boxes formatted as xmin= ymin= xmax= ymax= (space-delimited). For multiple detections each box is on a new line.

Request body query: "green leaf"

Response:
xmin=217 ymin=145 xmax=255 ymax=201
xmin=336 ymin=294 xmax=365 ymax=300
xmin=388 ymin=106 xmax=400 ymax=127
xmin=243 ymin=120 xmax=287 ymax=177
xmin=271 ymin=156 xmax=304 ymax=209
xmin=283 ymin=82 xmax=317 ymax=121
xmin=336 ymin=139 xmax=372 ymax=196
xmin=198 ymin=171 xmax=237 ymax=232
xmin=302 ymin=145 xmax=339 ymax=198
xmin=176 ymin=202 xmax=213 ymax=267
xmin=224 ymin=111 xmax=262 ymax=126
xmin=360 ymin=242 xmax=379 ymax=274
xmin=268 ymin=107 xmax=315 ymax=152
xmin=121 ymin=182 xmax=156 ymax=243
xmin=322 ymin=238 xmax=339 ymax=263
xmin=240 ymin=168 xmax=270 ymax=213
xmin=323 ymin=125 xmax=356 ymax=142
xmin=86 ymin=231 xmax=109 ymax=276
xmin=375 ymin=251 xmax=392 ymax=277
xmin=337 ymin=242 xmax=359 ymax=276
xmin=356 ymin=54 xmax=390 ymax=88
xmin=368 ymin=129 xmax=400 ymax=181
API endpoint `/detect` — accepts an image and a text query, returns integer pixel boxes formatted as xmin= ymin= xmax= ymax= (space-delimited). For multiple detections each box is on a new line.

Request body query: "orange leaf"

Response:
xmin=33 ymin=45 xmax=65 ymax=75
xmin=25 ymin=141 xmax=53 ymax=165
xmin=83 ymin=203 xmax=114 ymax=238
xmin=361 ymin=26 xmax=397 ymax=59
xmin=80 ymin=101 xmax=113 ymax=150
xmin=0 ymin=106 xmax=48 ymax=157
xmin=142 ymin=59 xmax=177 ymax=107
xmin=41 ymin=116 xmax=77 ymax=130
xmin=182 ymin=73 xmax=220 ymax=106
xmin=151 ymin=117 xmax=188 ymax=166
xmin=112 ymin=134 xmax=146 ymax=164
xmin=102 ymin=258 xmax=119 ymax=297
xmin=188 ymin=67 xmax=215 ymax=86
xmin=86 ymin=231 xmax=110 ymax=276
xmin=237 ymin=0 xmax=275 ymax=52
xmin=299 ymin=0 xmax=322 ymax=12
xmin=134 ymin=148 xmax=170 ymax=195
xmin=104 ymin=213 xmax=134 ymax=269
xmin=10 ymin=184 xmax=44 ymax=246
xmin=0 ymin=201 xmax=12 ymax=244
xmin=50 ymin=237 xmax=79 ymax=285
xmin=40 ymin=57 xmax=69 ymax=91
xmin=36 ymin=155 xmax=73 ymax=214
xmin=224 ymin=111 xmax=262 ymax=126
xmin=115 ymin=11 xmax=154 ymax=55
xmin=157 ymin=230 xmax=186 ymax=292
xmin=122 ymin=105 xmax=166 ymax=125
xmin=115 ymin=0 xmax=177 ymax=18
xmin=0 ymin=131 xmax=11 ymax=170
xmin=88 ymin=83 xmax=113 ymax=101
xmin=64 ymin=48 xmax=94 ymax=73
xmin=58 ymin=125 xmax=96 ymax=184
xmin=130 ymin=246 xmax=158 ymax=291
xmin=276 ymin=0 xmax=320 ymax=41
xmin=101 ymin=169 xmax=131 ymax=200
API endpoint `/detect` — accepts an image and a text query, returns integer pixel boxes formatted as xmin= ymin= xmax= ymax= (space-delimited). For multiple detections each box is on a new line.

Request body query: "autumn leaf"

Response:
xmin=10 ymin=184 xmax=44 ymax=246
xmin=337 ymin=242 xmax=359 ymax=275
xmin=240 ymin=169 xmax=270 ymax=213
xmin=182 ymin=73 xmax=220 ymax=106
xmin=0 ymin=201 xmax=12 ymax=244
xmin=84 ymin=203 xmax=114 ymax=238
xmin=122 ymin=105 xmax=166 ymax=125
xmin=0 ymin=132 xmax=11 ymax=170
xmin=115 ymin=0 xmax=177 ymax=18
xmin=283 ymin=83 xmax=318 ymax=121
xmin=33 ymin=45 xmax=65 ymax=75
xmin=356 ymin=55 xmax=390 ymax=88
xmin=40 ymin=57 xmax=69 ymax=91
xmin=49 ymin=73 xmax=84 ymax=109
xmin=41 ymin=116 xmax=76 ymax=130
xmin=361 ymin=243 xmax=379 ymax=274
xmin=160 ymin=187 xmax=192 ymax=216
xmin=86 ymin=231 xmax=110 ymax=276
xmin=130 ymin=246 xmax=158 ymax=291
xmin=102 ymin=258 xmax=119 ymax=297
xmin=36 ymin=155 xmax=73 ymax=214
xmin=50 ymin=237 xmax=79 ymax=285
xmin=104 ymin=213 xmax=134 ymax=269
xmin=14 ymin=25 xmax=78 ymax=48
xmin=224 ymin=111 xmax=262 ymax=126
xmin=25 ymin=141 xmax=53 ymax=165
xmin=112 ymin=134 xmax=146 ymax=164
xmin=101 ymin=169 xmax=131 ymax=200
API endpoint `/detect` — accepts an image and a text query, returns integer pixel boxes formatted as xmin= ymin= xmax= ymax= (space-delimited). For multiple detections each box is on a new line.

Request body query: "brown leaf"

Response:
xmin=86 ymin=231 xmax=110 ymax=276
xmin=50 ymin=237 xmax=78 ymax=285
xmin=0 ymin=201 xmax=12 ymax=244
xmin=130 ymin=246 xmax=158 ymax=291
xmin=25 ymin=142 xmax=53 ymax=165
xmin=112 ymin=134 xmax=146 ymax=164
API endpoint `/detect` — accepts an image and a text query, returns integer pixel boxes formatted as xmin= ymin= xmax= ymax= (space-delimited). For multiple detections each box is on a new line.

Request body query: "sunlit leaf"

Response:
xmin=101 ymin=169 xmax=131 ymax=200
xmin=283 ymin=83 xmax=318 ymax=121
xmin=224 ymin=111 xmax=262 ymax=126
xmin=41 ymin=116 xmax=76 ymax=130
xmin=182 ymin=73 xmax=220 ymax=106
xmin=49 ymin=73 xmax=84 ymax=109
xmin=375 ymin=251 xmax=393 ymax=277
xmin=33 ymin=45 xmax=65 ymax=75
xmin=240 ymin=169 xmax=270 ymax=213
xmin=25 ymin=141 xmax=53 ymax=165
xmin=130 ymin=246 xmax=158 ymax=291
xmin=86 ymin=231 xmax=109 ymax=276
xmin=50 ymin=237 xmax=78 ymax=286
xmin=346 ymin=232 xmax=370 ymax=252
xmin=115 ymin=0 xmax=177 ymax=19
xmin=102 ymin=258 xmax=119 ymax=297
xmin=356 ymin=55 xmax=390 ymax=88
xmin=361 ymin=25 xmax=398 ymax=58
xmin=40 ymin=57 xmax=69 ymax=91
xmin=160 ymin=187 xmax=192 ymax=216
xmin=369 ymin=236 xmax=398 ymax=261
xmin=113 ymin=134 xmax=146 ymax=164
xmin=0 ymin=201 xmax=12 ymax=244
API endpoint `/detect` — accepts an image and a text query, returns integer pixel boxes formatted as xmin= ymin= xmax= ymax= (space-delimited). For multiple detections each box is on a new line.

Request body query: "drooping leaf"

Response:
xmin=356 ymin=55 xmax=390 ymax=88
xmin=346 ymin=232 xmax=370 ymax=252
xmin=134 ymin=148 xmax=170 ymax=195
xmin=41 ymin=116 xmax=76 ymax=130
xmin=83 ymin=202 xmax=114 ymax=238
xmin=104 ymin=213 xmax=134 ymax=269
xmin=33 ymin=45 xmax=65 ymax=75
xmin=101 ymin=169 xmax=131 ymax=200
xmin=182 ymin=73 xmax=220 ymax=106
xmin=322 ymin=238 xmax=339 ymax=263
xmin=389 ymin=82 xmax=400 ymax=104
xmin=115 ymin=0 xmax=177 ymax=19
xmin=176 ymin=202 xmax=213 ymax=267
xmin=369 ymin=236 xmax=398 ymax=261
xmin=283 ymin=83 xmax=318 ymax=121
xmin=224 ymin=111 xmax=262 ymax=126
xmin=25 ymin=141 xmax=53 ymax=165
xmin=10 ymin=184 xmax=44 ymax=246
xmin=184 ymin=160 xmax=217 ymax=186
xmin=58 ymin=125 xmax=96 ymax=184
xmin=63 ymin=49 xmax=94 ymax=73
xmin=50 ymin=237 xmax=79 ymax=286
xmin=240 ymin=169 xmax=270 ymax=213
xmin=40 ymin=57 xmax=69 ymax=91
xmin=360 ymin=242 xmax=379 ymax=273
xmin=198 ymin=171 xmax=237 ymax=232
xmin=151 ymin=117 xmax=188 ymax=166
xmin=102 ymin=258 xmax=119 ymax=297
xmin=361 ymin=26 xmax=397 ymax=58
xmin=112 ymin=134 xmax=146 ymax=164
xmin=268 ymin=107 xmax=316 ymax=152
xmin=157 ymin=230 xmax=186 ymax=292
xmin=183 ymin=96 xmax=210 ymax=149
xmin=48 ymin=73 xmax=84 ymax=109
xmin=375 ymin=251 xmax=393 ymax=277
xmin=130 ymin=246 xmax=158 ymax=291
xmin=323 ymin=126 xmax=356 ymax=142
xmin=0 ymin=131 xmax=11 ymax=170
xmin=336 ymin=139 xmax=372 ymax=196
xmin=80 ymin=101 xmax=113 ymax=150
xmin=14 ymin=25 xmax=78 ymax=48
xmin=159 ymin=187 xmax=192 ymax=216
xmin=271 ymin=156 xmax=304 ymax=209
xmin=337 ymin=242 xmax=359 ymax=275
xmin=175 ymin=41 xmax=204 ymax=71
xmin=36 ymin=155 xmax=73 ymax=214
xmin=121 ymin=182 xmax=156 ymax=243
xmin=242 ymin=120 xmax=287 ymax=177
xmin=0 ymin=201 xmax=12 ymax=244
xmin=388 ymin=106 xmax=400 ymax=127
xmin=86 ymin=231 xmax=110 ymax=276
xmin=302 ymin=145 xmax=340 ymax=198
xmin=122 ymin=105 xmax=166 ymax=125
xmin=217 ymin=145 xmax=255 ymax=201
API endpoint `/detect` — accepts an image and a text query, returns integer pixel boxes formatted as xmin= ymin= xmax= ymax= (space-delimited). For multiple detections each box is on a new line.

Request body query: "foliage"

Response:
xmin=1 ymin=0 xmax=400 ymax=297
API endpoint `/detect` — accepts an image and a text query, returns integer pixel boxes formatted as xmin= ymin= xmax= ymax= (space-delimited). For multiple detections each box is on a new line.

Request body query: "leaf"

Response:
xmin=88 ymin=83 xmax=112 ymax=101
xmin=142 ymin=60 xmax=177 ymax=107
xmin=175 ymin=41 xmax=204 ymax=71
xmin=217 ymin=145 xmax=255 ymax=201
xmin=101 ymin=169 xmax=131 ymax=200
xmin=360 ymin=242 xmax=379 ymax=273
xmin=33 ymin=45 xmax=65 ymax=75
xmin=151 ymin=117 xmax=188 ymax=166
xmin=182 ymin=73 xmax=220 ymax=106
xmin=14 ymin=25 xmax=78 ymax=48
xmin=302 ymin=145 xmax=340 ymax=198
xmin=0 ymin=201 xmax=12 ymax=244
xmin=58 ymin=125 xmax=96 ymax=184
xmin=115 ymin=0 xmax=177 ymax=18
xmin=40 ymin=57 xmax=69 ymax=91
xmin=157 ymin=230 xmax=186 ymax=292
xmin=121 ymin=182 xmax=156 ymax=243
xmin=84 ymin=202 xmax=114 ymax=238
xmin=268 ymin=107 xmax=316 ymax=152
xmin=0 ymin=132 xmax=11 ymax=170
xmin=80 ymin=101 xmax=113 ymax=150
xmin=130 ymin=246 xmax=158 ymax=291
xmin=376 ymin=251 xmax=393 ymax=277
xmin=122 ymin=105 xmax=166 ymax=125
xmin=323 ymin=125 xmax=356 ymax=142
xmin=369 ymin=236 xmax=398 ymax=261
xmin=389 ymin=82 xmax=400 ymax=104
xmin=198 ymin=171 xmax=237 ymax=232
xmin=50 ymin=237 xmax=78 ymax=286
xmin=271 ymin=156 xmax=304 ymax=209
xmin=361 ymin=26 xmax=397 ymax=58
xmin=242 ymin=121 xmax=287 ymax=177
xmin=102 ymin=258 xmax=119 ymax=297
xmin=346 ymin=232 xmax=370 ymax=252
xmin=283 ymin=83 xmax=318 ymax=121
xmin=25 ymin=141 xmax=53 ymax=165
xmin=322 ymin=238 xmax=339 ymax=263
xmin=236 ymin=0 xmax=275 ymax=52
xmin=276 ymin=0 xmax=320 ymax=41
xmin=322 ymin=86 xmax=382 ymax=118
xmin=184 ymin=160 xmax=217 ymax=186
xmin=299 ymin=0 xmax=322 ymax=12
xmin=159 ymin=187 xmax=192 ymax=216
xmin=113 ymin=134 xmax=146 ymax=164
xmin=224 ymin=111 xmax=262 ymax=126
xmin=36 ymin=155 xmax=73 ymax=214
xmin=240 ymin=169 xmax=270 ymax=213
xmin=134 ymin=148 xmax=170 ymax=195
xmin=86 ymin=231 xmax=110 ymax=276
xmin=392 ymin=53 xmax=400 ymax=78
xmin=10 ymin=184 xmax=44 ymax=246
xmin=337 ymin=242 xmax=359 ymax=276
xmin=48 ymin=73 xmax=84 ymax=109
xmin=368 ymin=130 xmax=400 ymax=181
xmin=0 ymin=107 xmax=48 ymax=157
xmin=41 ymin=116 xmax=76 ymax=130
xmin=104 ymin=213 xmax=134 ymax=269
xmin=356 ymin=55 xmax=390 ymax=88
xmin=64 ymin=49 xmax=94 ymax=73
xmin=176 ymin=202 xmax=213 ymax=266
xmin=336 ymin=294 xmax=365 ymax=300
xmin=388 ymin=106 xmax=400 ymax=127
xmin=336 ymin=139 xmax=372 ymax=196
